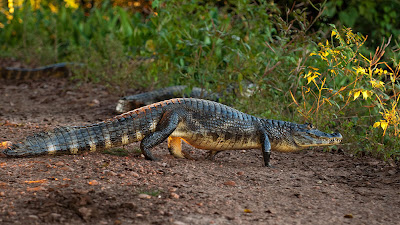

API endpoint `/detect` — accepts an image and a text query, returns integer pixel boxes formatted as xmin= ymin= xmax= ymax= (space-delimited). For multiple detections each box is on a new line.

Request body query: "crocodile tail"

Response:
xmin=3 ymin=116 xmax=136 ymax=157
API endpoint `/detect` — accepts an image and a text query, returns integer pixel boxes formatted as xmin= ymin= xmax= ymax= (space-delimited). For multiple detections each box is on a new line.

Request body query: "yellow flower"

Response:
xmin=361 ymin=90 xmax=372 ymax=100
xmin=306 ymin=75 xmax=318 ymax=84
xmin=64 ymin=0 xmax=78 ymax=9
xmin=353 ymin=91 xmax=361 ymax=100
xmin=354 ymin=66 xmax=367 ymax=75
xmin=369 ymin=79 xmax=385 ymax=89
xmin=49 ymin=3 xmax=58 ymax=13
xmin=373 ymin=120 xmax=389 ymax=135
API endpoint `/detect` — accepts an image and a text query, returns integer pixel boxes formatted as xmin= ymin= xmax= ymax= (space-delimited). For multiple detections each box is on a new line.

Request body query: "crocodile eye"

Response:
xmin=304 ymin=123 xmax=315 ymax=129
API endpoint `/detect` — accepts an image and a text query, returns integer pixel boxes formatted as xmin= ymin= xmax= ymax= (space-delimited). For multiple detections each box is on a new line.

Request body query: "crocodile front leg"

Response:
xmin=260 ymin=130 xmax=272 ymax=167
xmin=140 ymin=111 xmax=179 ymax=161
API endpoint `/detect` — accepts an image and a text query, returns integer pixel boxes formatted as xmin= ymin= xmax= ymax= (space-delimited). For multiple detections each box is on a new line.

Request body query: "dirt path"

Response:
xmin=0 ymin=78 xmax=399 ymax=225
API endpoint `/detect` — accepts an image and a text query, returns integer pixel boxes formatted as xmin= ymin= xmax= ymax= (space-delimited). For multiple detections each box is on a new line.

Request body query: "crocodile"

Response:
xmin=0 ymin=57 xmax=154 ymax=81
xmin=115 ymin=82 xmax=256 ymax=113
xmin=0 ymin=62 xmax=79 ymax=80
xmin=116 ymin=85 xmax=219 ymax=113
xmin=3 ymin=98 xmax=342 ymax=167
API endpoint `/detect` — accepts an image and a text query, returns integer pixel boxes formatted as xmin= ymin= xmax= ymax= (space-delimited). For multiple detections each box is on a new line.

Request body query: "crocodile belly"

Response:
xmin=170 ymin=126 xmax=261 ymax=151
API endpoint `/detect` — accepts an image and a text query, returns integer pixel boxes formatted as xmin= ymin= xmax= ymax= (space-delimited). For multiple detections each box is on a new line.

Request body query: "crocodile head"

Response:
xmin=291 ymin=123 xmax=342 ymax=148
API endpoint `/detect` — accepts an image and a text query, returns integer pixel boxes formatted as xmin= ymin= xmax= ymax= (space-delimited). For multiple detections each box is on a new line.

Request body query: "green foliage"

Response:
xmin=323 ymin=0 xmax=400 ymax=45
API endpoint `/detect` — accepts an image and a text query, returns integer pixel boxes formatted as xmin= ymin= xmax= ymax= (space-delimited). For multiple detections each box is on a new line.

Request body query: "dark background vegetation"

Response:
xmin=0 ymin=0 xmax=399 ymax=162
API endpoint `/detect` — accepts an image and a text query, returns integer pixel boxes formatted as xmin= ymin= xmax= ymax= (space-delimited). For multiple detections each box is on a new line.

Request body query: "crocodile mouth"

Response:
xmin=294 ymin=132 xmax=343 ymax=147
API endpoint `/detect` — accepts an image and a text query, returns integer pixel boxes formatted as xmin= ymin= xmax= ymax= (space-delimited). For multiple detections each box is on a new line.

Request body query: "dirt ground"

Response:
xmin=0 ymin=77 xmax=399 ymax=225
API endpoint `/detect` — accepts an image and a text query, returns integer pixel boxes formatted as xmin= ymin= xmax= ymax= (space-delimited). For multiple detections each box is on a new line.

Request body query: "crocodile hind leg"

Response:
xmin=167 ymin=137 xmax=193 ymax=159
xmin=140 ymin=111 xmax=179 ymax=161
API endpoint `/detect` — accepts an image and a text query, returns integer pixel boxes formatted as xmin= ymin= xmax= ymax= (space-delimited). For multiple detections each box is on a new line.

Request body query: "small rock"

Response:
xmin=223 ymin=181 xmax=236 ymax=186
xmin=50 ymin=213 xmax=61 ymax=220
xmin=60 ymin=166 xmax=75 ymax=172
xmin=104 ymin=170 xmax=117 ymax=176
xmin=28 ymin=215 xmax=39 ymax=220
xmin=138 ymin=194 xmax=151 ymax=199
xmin=88 ymin=99 xmax=100 ymax=107
xmin=130 ymin=172 xmax=140 ymax=177
xmin=170 ymin=193 xmax=180 ymax=199
xmin=168 ymin=187 xmax=177 ymax=192
xmin=173 ymin=221 xmax=187 ymax=225
xmin=55 ymin=161 xmax=65 ymax=166
xmin=0 ymin=191 xmax=5 ymax=197
xmin=237 ymin=171 xmax=244 ymax=176
xmin=136 ymin=213 xmax=143 ymax=217
xmin=88 ymin=180 xmax=99 ymax=186
xmin=317 ymin=180 xmax=323 ymax=184
xmin=78 ymin=207 xmax=92 ymax=219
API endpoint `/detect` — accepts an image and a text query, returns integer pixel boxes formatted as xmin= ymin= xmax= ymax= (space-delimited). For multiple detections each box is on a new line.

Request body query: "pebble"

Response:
xmin=0 ymin=191 xmax=5 ymax=197
xmin=223 ymin=181 xmax=236 ymax=186
xmin=28 ymin=215 xmax=39 ymax=220
xmin=78 ymin=207 xmax=92 ymax=219
xmin=88 ymin=180 xmax=99 ymax=186
xmin=50 ymin=213 xmax=61 ymax=220
xmin=138 ymin=194 xmax=151 ymax=199
xmin=60 ymin=166 xmax=75 ymax=172
xmin=170 ymin=193 xmax=180 ymax=199
xmin=168 ymin=187 xmax=177 ymax=192
xmin=55 ymin=161 xmax=65 ymax=166
xmin=130 ymin=172 xmax=140 ymax=177
xmin=104 ymin=170 xmax=117 ymax=176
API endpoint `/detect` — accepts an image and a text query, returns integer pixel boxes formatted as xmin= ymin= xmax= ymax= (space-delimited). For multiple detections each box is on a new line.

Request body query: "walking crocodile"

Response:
xmin=116 ymin=85 xmax=219 ymax=113
xmin=115 ymin=82 xmax=256 ymax=113
xmin=0 ymin=62 xmax=80 ymax=80
xmin=3 ymin=98 xmax=342 ymax=167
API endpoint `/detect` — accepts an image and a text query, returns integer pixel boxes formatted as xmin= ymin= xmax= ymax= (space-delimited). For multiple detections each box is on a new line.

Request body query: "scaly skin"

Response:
xmin=115 ymin=85 xmax=219 ymax=113
xmin=0 ymin=63 xmax=78 ymax=80
xmin=3 ymin=98 xmax=342 ymax=167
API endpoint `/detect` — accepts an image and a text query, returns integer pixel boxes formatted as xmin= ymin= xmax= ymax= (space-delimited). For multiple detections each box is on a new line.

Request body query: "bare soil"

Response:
xmin=0 ymin=78 xmax=399 ymax=225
